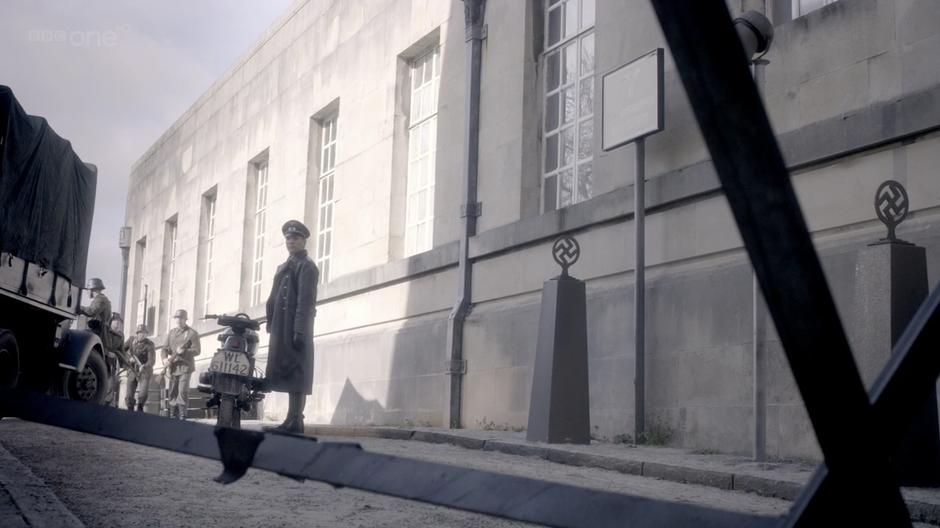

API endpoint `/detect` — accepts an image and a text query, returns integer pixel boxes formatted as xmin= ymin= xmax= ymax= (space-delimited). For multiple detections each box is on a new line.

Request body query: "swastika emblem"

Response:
xmin=552 ymin=235 xmax=581 ymax=276
xmin=874 ymin=180 xmax=909 ymax=242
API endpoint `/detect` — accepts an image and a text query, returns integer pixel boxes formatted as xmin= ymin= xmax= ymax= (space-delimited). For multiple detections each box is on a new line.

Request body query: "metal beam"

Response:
xmin=788 ymin=282 xmax=940 ymax=525
xmin=0 ymin=390 xmax=778 ymax=528
xmin=647 ymin=0 xmax=909 ymax=524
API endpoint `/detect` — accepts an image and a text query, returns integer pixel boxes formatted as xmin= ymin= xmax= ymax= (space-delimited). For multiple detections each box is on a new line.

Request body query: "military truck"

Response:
xmin=0 ymin=85 xmax=109 ymax=403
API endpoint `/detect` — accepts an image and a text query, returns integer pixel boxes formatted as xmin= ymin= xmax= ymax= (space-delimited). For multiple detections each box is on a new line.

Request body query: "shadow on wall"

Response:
xmin=330 ymin=378 xmax=387 ymax=425
xmin=354 ymin=0 xmax=461 ymax=428
xmin=325 ymin=1 xmax=464 ymax=428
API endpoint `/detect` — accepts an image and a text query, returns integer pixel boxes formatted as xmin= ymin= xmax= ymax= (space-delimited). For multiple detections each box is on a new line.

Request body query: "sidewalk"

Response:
xmin=289 ymin=423 xmax=940 ymax=525
xmin=0 ymin=440 xmax=84 ymax=528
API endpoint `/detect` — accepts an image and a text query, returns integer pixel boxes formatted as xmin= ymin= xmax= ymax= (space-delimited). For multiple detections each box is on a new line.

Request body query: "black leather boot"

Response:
xmin=266 ymin=393 xmax=305 ymax=434
xmin=289 ymin=392 xmax=306 ymax=433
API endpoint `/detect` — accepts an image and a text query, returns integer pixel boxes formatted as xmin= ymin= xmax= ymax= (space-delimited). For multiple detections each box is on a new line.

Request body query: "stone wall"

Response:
xmin=124 ymin=0 xmax=940 ymax=460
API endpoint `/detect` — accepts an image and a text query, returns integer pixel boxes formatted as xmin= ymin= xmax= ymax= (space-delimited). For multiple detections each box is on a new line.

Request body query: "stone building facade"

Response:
xmin=123 ymin=0 xmax=940 ymax=460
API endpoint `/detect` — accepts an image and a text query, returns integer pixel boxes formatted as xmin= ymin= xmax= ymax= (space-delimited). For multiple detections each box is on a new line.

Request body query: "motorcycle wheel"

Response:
xmin=217 ymin=395 xmax=241 ymax=429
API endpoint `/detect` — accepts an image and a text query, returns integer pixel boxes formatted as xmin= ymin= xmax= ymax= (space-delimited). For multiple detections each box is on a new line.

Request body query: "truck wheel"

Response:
xmin=0 ymin=330 xmax=19 ymax=391
xmin=62 ymin=351 xmax=110 ymax=404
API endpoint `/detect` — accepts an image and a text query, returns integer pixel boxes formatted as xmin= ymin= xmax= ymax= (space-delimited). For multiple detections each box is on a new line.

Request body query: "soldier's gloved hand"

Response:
xmin=292 ymin=332 xmax=304 ymax=349
xmin=265 ymin=322 xmax=271 ymax=334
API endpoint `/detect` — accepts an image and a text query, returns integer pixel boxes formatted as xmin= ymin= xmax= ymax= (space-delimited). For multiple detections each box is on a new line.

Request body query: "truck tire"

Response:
xmin=0 ymin=329 xmax=19 ymax=419
xmin=0 ymin=329 xmax=19 ymax=391
xmin=61 ymin=350 xmax=110 ymax=404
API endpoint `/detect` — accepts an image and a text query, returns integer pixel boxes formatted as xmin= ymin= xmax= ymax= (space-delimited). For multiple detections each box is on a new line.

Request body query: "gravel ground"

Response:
xmin=0 ymin=419 xmax=791 ymax=527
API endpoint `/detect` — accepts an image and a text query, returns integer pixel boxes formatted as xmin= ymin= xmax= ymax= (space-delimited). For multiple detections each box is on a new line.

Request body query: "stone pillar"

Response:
xmin=526 ymin=274 xmax=590 ymax=444
xmin=853 ymin=241 xmax=940 ymax=486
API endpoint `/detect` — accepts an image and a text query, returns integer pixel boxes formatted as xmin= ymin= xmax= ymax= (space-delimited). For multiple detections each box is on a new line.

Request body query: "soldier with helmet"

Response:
xmin=162 ymin=309 xmax=201 ymax=419
xmin=124 ymin=324 xmax=155 ymax=411
xmin=108 ymin=312 xmax=127 ymax=407
xmin=81 ymin=277 xmax=112 ymax=353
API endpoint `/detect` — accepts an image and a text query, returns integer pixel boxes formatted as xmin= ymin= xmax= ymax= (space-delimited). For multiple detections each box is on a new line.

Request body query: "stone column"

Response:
xmin=853 ymin=241 xmax=940 ymax=486
xmin=526 ymin=273 xmax=590 ymax=444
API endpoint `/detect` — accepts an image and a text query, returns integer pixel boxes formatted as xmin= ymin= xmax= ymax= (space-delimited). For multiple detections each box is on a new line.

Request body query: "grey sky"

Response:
xmin=0 ymin=0 xmax=295 ymax=311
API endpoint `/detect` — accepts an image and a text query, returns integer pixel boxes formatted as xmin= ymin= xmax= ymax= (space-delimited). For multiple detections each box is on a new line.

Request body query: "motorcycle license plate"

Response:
xmin=209 ymin=351 xmax=251 ymax=377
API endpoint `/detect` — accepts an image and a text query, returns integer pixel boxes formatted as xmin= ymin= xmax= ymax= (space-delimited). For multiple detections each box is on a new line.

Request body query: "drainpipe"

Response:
xmin=444 ymin=0 xmax=486 ymax=429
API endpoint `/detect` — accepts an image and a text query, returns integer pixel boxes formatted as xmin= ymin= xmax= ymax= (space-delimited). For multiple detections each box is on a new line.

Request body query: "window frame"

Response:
xmin=316 ymin=116 xmax=338 ymax=283
xmin=540 ymin=0 xmax=596 ymax=213
xmin=202 ymin=192 xmax=217 ymax=316
xmin=404 ymin=46 xmax=441 ymax=257
xmin=250 ymin=161 xmax=269 ymax=305
xmin=165 ymin=219 xmax=178 ymax=335
xmin=791 ymin=0 xmax=838 ymax=19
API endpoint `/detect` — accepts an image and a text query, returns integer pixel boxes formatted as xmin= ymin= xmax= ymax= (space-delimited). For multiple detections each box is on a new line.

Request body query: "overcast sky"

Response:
xmin=0 ymin=0 xmax=295 ymax=310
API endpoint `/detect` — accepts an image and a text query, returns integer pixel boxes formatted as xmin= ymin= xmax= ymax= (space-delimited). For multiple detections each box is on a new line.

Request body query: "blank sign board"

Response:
xmin=602 ymin=48 xmax=664 ymax=151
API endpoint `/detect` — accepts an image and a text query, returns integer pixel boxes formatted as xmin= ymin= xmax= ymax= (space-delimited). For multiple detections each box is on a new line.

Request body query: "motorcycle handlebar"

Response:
xmin=204 ymin=313 xmax=261 ymax=331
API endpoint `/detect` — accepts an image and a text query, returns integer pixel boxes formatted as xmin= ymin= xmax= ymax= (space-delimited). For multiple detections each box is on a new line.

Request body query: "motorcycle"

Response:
xmin=197 ymin=313 xmax=266 ymax=428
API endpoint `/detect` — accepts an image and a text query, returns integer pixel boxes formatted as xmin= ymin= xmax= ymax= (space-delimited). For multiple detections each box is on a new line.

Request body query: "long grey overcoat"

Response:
xmin=265 ymin=249 xmax=318 ymax=394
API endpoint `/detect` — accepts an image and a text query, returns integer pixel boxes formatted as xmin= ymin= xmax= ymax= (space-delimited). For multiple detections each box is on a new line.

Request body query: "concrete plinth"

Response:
xmin=526 ymin=275 xmax=590 ymax=444
xmin=853 ymin=241 xmax=940 ymax=486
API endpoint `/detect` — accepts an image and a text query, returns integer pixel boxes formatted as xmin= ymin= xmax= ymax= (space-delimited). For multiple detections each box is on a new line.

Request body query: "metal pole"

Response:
xmin=118 ymin=226 xmax=132 ymax=317
xmin=752 ymin=59 xmax=768 ymax=462
xmin=634 ymin=137 xmax=646 ymax=442
xmin=119 ymin=247 xmax=130 ymax=315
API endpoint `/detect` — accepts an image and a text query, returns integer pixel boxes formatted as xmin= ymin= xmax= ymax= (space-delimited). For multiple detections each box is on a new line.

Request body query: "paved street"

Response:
xmin=0 ymin=419 xmax=791 ymax=527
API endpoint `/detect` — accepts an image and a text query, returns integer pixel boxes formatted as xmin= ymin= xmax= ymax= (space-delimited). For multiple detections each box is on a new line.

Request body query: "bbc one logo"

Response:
xmin=27 ymin=26 xmax=129 ymax=47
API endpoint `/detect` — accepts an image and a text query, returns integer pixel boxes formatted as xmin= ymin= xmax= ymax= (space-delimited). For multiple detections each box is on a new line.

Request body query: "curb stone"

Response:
xmin=309 ymin=426 xmax=805 ymax=498
xmin=642 ymin=461 xmax=733 ymax=490
xmin=302 ymin=424 xmax=940 ymax=524
xmin=411 ymin=430 xmax=486 ymax=449
xmin=0 ymin=442 xmax=85 ymax=528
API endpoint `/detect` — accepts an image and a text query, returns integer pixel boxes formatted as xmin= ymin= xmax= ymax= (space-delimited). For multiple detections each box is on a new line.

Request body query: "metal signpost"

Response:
xmin=602 ymin=48 xmax=664 ymax=442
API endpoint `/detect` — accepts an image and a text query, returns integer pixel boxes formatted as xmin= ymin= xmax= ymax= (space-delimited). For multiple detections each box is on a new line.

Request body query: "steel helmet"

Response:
xmin=85 ymin=277 xmax=105 ymax=291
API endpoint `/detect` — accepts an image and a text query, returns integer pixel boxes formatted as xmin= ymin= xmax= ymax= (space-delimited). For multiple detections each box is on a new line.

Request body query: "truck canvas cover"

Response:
xmin=0 ymin=85 xmax=96 ymax=285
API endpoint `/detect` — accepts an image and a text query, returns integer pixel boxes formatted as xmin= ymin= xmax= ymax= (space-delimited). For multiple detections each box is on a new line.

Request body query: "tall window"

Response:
xmin=405 ymin=47 xmax=440 ymax=256
xmin=542 ymin=0 xmax=595 ymax=212
xmin=250 ymin=162 xmax=269 ymax=305
xmin=317 ymin=117 xmax=337 ymax=283
xmin=792 ymin=0 xmax=837 ymax=18
xmin=165 ymin=219 xmax=178 ymax=334
xmin=203 ymin=193 xmax=217 ymax=316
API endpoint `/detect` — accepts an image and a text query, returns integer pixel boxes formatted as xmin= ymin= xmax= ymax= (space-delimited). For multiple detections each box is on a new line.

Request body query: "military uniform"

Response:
xmin=264 ymin=220 xmax=318 ymax=434
xmin=81 ymin=281 xmax=112 ymax=352
xmin=124 ymin=326 xmax=155 ymax=411
xmin=107 ymin=316 xmax=126 ymax=408
xmin=162 ymin=321 xmax=200 ymax=419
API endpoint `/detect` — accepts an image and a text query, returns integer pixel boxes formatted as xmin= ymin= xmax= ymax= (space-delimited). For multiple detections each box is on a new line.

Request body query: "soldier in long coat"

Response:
xmin=265 ymin=220 xmax=318 ymax=433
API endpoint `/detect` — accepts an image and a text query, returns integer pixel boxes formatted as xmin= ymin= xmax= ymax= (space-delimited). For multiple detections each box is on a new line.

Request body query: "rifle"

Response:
xmin=160 ymin=338 xmax=190 ymax=417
